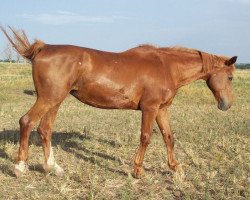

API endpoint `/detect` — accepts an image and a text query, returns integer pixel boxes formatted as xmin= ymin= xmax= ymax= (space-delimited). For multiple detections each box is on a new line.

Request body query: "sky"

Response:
xmin=0 ymin=0 xmax=249 ymax=63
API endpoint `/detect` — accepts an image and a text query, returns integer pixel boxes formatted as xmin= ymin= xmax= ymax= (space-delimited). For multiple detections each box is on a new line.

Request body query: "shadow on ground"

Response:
xmin=0 ymin=129 xmax=173 ymax=180
xmin=23 ymin=89 xmax=36 ymax=96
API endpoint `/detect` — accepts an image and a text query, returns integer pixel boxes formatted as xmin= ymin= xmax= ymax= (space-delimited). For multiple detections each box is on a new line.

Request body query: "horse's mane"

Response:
xmin=159 ymin=46 xmax=200 ymax=54
xmin=136 ymin=44 xmax=230 ymax=74
xmin=137 ymin=44 xmax=199 ymax=54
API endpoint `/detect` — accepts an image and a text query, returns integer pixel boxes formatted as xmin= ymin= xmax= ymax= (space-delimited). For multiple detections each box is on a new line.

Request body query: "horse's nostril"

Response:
xmin=218 ymin=101 xmax=230 ymax=111
xmin=220 ymin=101 xmax=225 ymax=108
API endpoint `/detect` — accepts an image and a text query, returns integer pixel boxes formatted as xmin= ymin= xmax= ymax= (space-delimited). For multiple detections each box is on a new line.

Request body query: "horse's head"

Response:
xmin=206 ymin=56 xmax=237 ymax=111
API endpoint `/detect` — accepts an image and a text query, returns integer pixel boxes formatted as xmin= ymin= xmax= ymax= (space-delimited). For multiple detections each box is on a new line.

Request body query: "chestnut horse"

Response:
xmin=1 ymin=27 xmax=237 ymax=178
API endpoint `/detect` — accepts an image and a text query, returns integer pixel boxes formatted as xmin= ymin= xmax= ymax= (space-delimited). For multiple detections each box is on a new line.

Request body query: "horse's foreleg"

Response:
xmin=14 ymin=99 xmax=57 ymax=177
xmin=156 ymin=107 xmax=178 ymax=171
xmin=37 ymin=104 xmax=64 ymax=176
xmin=133 ymin=106 xmax=158 ymax=178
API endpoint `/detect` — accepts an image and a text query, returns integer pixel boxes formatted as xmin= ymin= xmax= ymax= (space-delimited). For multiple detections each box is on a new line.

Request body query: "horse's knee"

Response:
xmin=19 ymin=115 xmax=33 ymax=130
xmin=19 ymin=115 xmax=29 ymax=127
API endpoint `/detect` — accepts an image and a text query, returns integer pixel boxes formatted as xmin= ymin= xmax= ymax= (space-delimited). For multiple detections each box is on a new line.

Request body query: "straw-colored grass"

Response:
xmin=0 ymin=63 xmax=249 ymax=199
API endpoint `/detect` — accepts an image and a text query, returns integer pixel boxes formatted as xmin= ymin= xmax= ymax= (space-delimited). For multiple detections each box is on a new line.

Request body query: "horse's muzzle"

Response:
xmin=218 ymin=100 xmax=231 ymax=111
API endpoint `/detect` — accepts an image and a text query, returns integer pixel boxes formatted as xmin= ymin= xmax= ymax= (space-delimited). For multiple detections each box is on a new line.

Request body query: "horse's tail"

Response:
xmin=0 ymin=26 xmax=45 ymax=61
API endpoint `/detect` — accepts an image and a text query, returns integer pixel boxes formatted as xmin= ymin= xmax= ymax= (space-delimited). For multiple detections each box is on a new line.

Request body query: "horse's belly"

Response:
xmin=71 ymin=83 xmax=140 ymax=110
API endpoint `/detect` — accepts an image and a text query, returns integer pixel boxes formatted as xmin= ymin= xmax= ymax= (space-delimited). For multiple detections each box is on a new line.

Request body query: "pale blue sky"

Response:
xmin=0 ymin=0 xmax=249 ymax=62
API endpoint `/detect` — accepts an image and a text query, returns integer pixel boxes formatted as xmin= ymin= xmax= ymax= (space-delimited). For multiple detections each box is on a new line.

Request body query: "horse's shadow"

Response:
xmin=0 ymin=129 xmax=173 ymax=180
xmin=0 ymin=146 xmax=16 ymax=176
xmin=0 ymin=129 xmax=131 ymax=176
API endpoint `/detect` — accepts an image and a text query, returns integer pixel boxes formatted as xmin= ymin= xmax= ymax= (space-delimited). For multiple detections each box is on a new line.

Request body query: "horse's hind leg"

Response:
xmin=156 ymin=107 xmax=178 ymax=171
xmin=37 ymin=104 xmax=64 ymax=176
xmin=14 ymin=98 xmax=64 ymax=177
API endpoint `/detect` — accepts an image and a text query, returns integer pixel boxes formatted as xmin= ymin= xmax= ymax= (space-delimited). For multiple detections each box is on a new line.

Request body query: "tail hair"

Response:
xmin=0 ymin=26 xmax=45 ymax=61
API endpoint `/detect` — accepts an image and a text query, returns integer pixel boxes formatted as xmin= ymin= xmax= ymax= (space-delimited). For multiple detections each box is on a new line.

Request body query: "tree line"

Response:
xmin=0 ymin=42 xmax=25 ymax=63
xmin=236 ymin=63 xmax=250 ymax=69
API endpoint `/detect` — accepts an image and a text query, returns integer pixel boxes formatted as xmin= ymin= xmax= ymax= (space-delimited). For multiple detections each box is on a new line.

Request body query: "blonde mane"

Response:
xmin=137 ymin=44 xmax=200 ymax=55
xmin=159 ymin=46 xmax=200 ymax=54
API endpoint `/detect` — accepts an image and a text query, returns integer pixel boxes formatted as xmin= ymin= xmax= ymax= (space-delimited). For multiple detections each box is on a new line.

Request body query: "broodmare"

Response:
xmin=1 ymin=27 xmax=237 ymax=178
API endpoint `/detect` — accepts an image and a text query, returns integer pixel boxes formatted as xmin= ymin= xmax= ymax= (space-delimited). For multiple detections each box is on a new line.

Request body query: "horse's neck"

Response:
xmin=174 ymin=54 xmax=207 ymax=88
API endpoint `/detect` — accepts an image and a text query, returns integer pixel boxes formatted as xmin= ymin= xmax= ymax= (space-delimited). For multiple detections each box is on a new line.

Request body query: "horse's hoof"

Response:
xmin=14 ymin=161 xmax=26 ymax=177
xmin=43 ymin=163 xmax=52 ymax=173
xmin=14 ymin=168 xmax=24 ymax=178
xmin=168 ymin=162 xmax=178 ymax=172
xmin=43 ymin=163 xmax=64 ymax=177
xmin=54 ymin=163 xmax=64 ymax=177
xmin=133 ymin=167 xmax=145 ymax=179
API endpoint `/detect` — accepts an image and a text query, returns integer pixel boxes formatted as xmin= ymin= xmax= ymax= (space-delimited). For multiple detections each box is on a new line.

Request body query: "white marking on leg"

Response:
xmin=45 ymin=143 xmax=64 ymax=176
xmin=47 ymin=143 xmax=55 ymax=166
xmin=15 ymin=161 xmax=26 ymax=172
xmin=14 ymin=161 xmax=26 ymax=175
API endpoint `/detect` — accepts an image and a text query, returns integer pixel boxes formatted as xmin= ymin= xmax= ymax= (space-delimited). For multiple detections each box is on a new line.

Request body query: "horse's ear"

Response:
xmin=225 ymin=56 xmax=237 ymax=66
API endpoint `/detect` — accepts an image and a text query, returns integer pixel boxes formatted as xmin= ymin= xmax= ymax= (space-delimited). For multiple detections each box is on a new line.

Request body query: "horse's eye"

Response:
xmin=228 ymin=76 xmax=233 ymax=81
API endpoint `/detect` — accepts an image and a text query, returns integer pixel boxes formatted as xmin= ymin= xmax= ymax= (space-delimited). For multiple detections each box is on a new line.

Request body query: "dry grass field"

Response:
xmin=0 ymin=62 xmax=249 ymax=199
